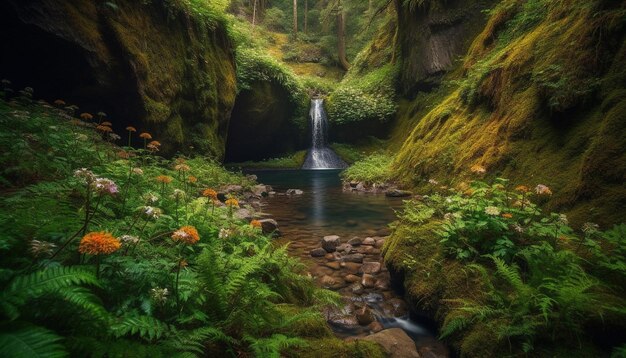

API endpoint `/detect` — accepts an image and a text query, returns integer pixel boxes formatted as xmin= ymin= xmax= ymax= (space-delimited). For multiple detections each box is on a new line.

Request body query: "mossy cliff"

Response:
xmin=392 ymin=0 xmax=626 ymax=226
xmin=0 ymin=0 xmax=237 ymax=157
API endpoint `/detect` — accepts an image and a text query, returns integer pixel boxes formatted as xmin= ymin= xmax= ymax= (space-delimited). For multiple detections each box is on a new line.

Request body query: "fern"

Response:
xmin=111 ymin=315 xmax=170 ymax=341
xmin=0 ymin=323 xmax=67 ymax=358
xmin=246 ymin=334 xmax=308 ymax=358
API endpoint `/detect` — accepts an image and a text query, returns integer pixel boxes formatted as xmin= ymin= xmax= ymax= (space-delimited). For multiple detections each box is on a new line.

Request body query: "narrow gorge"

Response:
xmin=0 ymin=0 xmax=625 ymax=357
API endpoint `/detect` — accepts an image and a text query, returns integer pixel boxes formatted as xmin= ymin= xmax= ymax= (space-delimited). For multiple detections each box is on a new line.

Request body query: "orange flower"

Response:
xmin=171 ymin=226 xmax=200 ymax=245
xmin=155 ymin=175 xmax=173 ymax=184
xmin=174 ymin=163 xmax=190 ymax=172
xmin=202 ymin=188 xmax=217 ymax=200
xmin=101 ymin=121 xmax=112 ymax=126
xmin=188 ymin=175 xmax=198 ymax=183
xmin=117 ymin=150 xmax=130 ymax=159
xmin=149 ymin=140 xmax=161 ymax=147
xmin=515 ymin=185 xmax=530 ymax=193
xmin=501 ymin=213 xmax=513 ymax=219
xmin=79 ymin=231 xmax=121 ymax=255
xmin=96 ymin=125 xmax=113 ymax=132
xmin=80 ymin=112 xmax=93 ymax=120
xmin=470 ymin=164 xmax=486 ymax=174
xmin=139 ymin=132 xmax=152 ymax=139
xmin=250 ymin=220 xmax=262 ymax=228
xmin=126 ymin=126 xmax=137 ymax=132
xmin=53 ymin=99 xmax=66 ymax=106
xmin=225 ymin=198 xmax=239 ymax=208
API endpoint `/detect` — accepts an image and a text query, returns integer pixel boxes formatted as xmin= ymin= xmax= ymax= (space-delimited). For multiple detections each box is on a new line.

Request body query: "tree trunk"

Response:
xmin=337 ymin=2 xmax=350 ymax=71
xmin=293 ymin=0 xmax=298 ymax=38
xmin=252 ymin=0 xmax=257 ymax=26
xmin=304 ymin=0 xmax=308 ymax=34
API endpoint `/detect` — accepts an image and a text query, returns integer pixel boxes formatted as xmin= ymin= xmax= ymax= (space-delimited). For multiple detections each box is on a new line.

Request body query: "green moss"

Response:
xmin=228 ymin=151 xmax=308 ymax=169
xmin=285 ymin=338 xmax=385 ymax=358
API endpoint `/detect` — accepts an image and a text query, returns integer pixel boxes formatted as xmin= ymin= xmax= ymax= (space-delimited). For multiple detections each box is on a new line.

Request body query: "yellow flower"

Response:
xmin=515 ymin=185 xmax=530 ymax=193
xmin=80 ymin=112 xmax=93 ymax=120
xmin=155 ymin=175 xmax=173 ymax=184
xmin=225 ymin=198 xmax=239 ymax=208
xmin=202 ymin=188 xmax=218 ymax=200
xmin=79 ymin=232 xmax=121 ymax=255
xmin=171 ymin=226 xmax=200 ymax=245
xmin=470 ymin=164 xmax=486 ymax=174
xmin=188 ymin=176 xmax=198 ymax=183
xmin=501 ymin=213 xmax=513 ymax=219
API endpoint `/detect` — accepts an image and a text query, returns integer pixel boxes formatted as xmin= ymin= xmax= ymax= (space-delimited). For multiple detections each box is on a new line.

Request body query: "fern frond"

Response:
xmin=0 ymin=323 xmax=67 ymax=358
xmin=111 ymin=315 xmax=170 ymax=341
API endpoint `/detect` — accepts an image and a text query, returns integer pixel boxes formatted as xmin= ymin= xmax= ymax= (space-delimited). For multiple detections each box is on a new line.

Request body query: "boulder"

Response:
xmin=343 ymin=253 xmax=364 ymax=263
xmin=234 ymin=208 xmax=252 ymax=220
xmin=350 ymin=283 xmax=365 ymax=295
xmin=384 ymin=189 xmax=413 ymax=198
xmin=258 ymin=219 xmax=279 ymax=235
xmin=362 ymin=237 xmax=376 ymax=246
xmin=341 ymin=262 xmax=362 ymax=275
xmin=345 ymin=274 xmax=361 ymax=283
xmin=336 ymin=243 xmax=353 ymax=254
xmin=387 ymin=298 xmax=409 ymax=317
xmin=286 ymin=189 xmax=304 ymax=195
xmin=375 ymin=277 xmax=391 ymax=291
xmin=319 ymin=275 xmax=340 ymax=288
xmin=361 ymin=261 xmax=382 ymax=274
xmin=361 ymin=328 xmax=420 ymax=358
xmin=361 ymin=274 xmax=376 ymax=288
xmin=368 ymin=321 xmax=384 ymax=333
xmin=251 ymin=184 xmax=271 ymax=196
xmin=310 ymin=248 xmax=327 ymax=257
xmin=322 ymin=235 xmax=341 ymax=252
xmin=356 ymin=306 xmax=376 ymax=326
xmin=348 ymin=237 xmax=362 ymax=246
xmin=325 ymin=262 xmax=341 ymax=270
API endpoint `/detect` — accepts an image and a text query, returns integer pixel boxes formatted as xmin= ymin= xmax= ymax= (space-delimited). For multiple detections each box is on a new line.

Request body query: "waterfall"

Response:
xmin=302 ymin=99 xmax=347 ymax=170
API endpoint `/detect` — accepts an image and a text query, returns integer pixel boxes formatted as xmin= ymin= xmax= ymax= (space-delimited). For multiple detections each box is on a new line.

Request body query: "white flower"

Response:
xmin=132 ymin=168 xmax=144 ymax=175
xmin=535 ymin=184 xmax=552 ymax=195
xmin=141 ymin=206 xmax=162 ymax=219
xmin=150 ymin=287 xmax=169 ymax=304
xmin=92 ymin=177 xmax=118 ymax=196
xmin=582 ymin=222 xmax=599 ymax=234
xmin=484 ymin=206 xmax=501 ymax=216
xmin=557 ymin=214 xmax=568 ymax=226
xmin=119 ymin=235 xmax=139 ymax=244
xmin=428 ymin=179 xmax=439 ymax=185
xmin=172 ymin=189 xmax=185 ymax=200
xmin=74 ymin=168 xmax=95 ymax=183
xmin=512 ymin=224 xmax=524 ymax=233
xmin=143 ymin=193 xmax=159 ymax=204
xmin=218 ymin=228 xmax=232 ymax=239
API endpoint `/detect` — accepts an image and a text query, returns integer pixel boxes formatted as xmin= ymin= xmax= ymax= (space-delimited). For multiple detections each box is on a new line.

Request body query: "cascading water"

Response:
xmin=302 ymin=98 xmax=348 ymax=170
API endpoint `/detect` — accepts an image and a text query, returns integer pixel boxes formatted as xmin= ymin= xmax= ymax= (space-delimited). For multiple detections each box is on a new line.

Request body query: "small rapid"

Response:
xmin=302 ymin=98 xmax=347 ymax=170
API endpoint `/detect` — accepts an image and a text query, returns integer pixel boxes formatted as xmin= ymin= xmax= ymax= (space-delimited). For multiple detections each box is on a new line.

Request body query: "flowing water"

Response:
xmin=301 ymin=99 xmax=347 ymax=170
xmin=252 ymin=169 xmax=449 ymax=356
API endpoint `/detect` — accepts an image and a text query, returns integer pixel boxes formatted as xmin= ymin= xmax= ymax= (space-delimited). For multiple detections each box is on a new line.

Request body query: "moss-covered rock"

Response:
xmin=392 ymin=0 xmax=626 ymax=226
xmin=0 ymin=0 xmax=237 ymax=157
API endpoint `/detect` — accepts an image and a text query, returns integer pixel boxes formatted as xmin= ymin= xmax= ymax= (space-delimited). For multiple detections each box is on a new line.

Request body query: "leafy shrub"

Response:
xmin=326 ymin=64 xmax=398 ymax=124
xmin=263 ymin=7 xmax=287 ymax=31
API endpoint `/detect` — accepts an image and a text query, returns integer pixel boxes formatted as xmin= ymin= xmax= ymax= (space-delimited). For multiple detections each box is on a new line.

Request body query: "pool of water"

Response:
xmin=251 ymin=169 xmax=449 ymax=356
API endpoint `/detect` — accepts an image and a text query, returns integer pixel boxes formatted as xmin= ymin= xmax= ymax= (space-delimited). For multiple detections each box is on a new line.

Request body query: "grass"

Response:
xmin=227 ymin=150 xmax=308 ymax=169
xmin=340 ymin=152 xmax=394 ymax=184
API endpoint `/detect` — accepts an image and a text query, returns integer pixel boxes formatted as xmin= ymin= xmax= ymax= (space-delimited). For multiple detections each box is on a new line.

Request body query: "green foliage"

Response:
xmin=0 ymin=97 xmax=339 ymax=357
xmin=327 ymin=64 xmax=398 ymax=124
xmin=229 ymin=150 xmax=307 ymax=169
xmin=341 ymin=152 xmax=393 ymax=184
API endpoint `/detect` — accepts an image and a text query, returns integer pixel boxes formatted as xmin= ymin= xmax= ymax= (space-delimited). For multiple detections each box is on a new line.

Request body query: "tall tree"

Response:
xmin=336 ymin=0 xmax=350 ymax=70
xmin=304 ymin=0 xmax=308 ymax=34
xmin=293 ymin=0 xmax=298 ymax=37
xmin=252 ymin=0 xmax=258 ymax=26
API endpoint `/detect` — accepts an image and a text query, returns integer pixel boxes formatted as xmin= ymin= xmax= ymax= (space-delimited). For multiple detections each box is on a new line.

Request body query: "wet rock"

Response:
xmin=251 ymin=184 xmax=271 ymax=196
xmin=356 ymin=306 xmax=376 ymax=325
xmin=320 ymin=275 xmax=340 ymax=288
xmin=336 ymin=243 xmax=353 ymax=254
xmin=375 ymin=277 xmax=391 ymax=291
xmin=345 ymin=274 xmax=361 ymax=283
xmin=325 ymin=262 xmax=341 ymax=270
xmin=358 ymin=246 xmax=375 ymax=254
xmin=363 ymin=293 xmax=384 ymax=303
xmin=375 ymin=238 xmax=386 ymax=248
xmin=361 ymin=274 xmax=376 ymax=288
xmin=361 ymin=328 xmax=420 ymax=358
xmin=286 ymin=189 xmax=304 ymax=195
xmin=222 ymin=184 xmax=243 ymax=193
xmin=327 ymin=314 xmax=359 ymax=329
xmin=350 ymin=283 xmax=364 ymax=295
xmin=343 ymin=253 xmax=364 ymax=263
xmin=322 ymin=235 xmax=341 ymax=252
xmin=311 ymin=266 xmax=334 ymax=277
xmin=325 ymin=252 xmax=342 ymax=260
xmin=387 ymin=298 xmax=409 ymax=317
xmin=234 ymin=208 xmax=253 ymax=220
xmin=368 ymin=321 xmax=384 ymax=333
xmin=348 ymin=237 xmax=362 ymax=246
xmin=384 ymin=189 xmax=413 ymax=198
xmin=341 ymin=262 xmax=362 ymax=275
xmin=258 ymin=219 xmax=279 ymax=235
xmin=349 ymin=181 xmax=359 ymax=188
xmin=362 ymin=237 xmax=376 ymax=246
xmin=245 ymin=174 xmax=258 ymax=181
xmin=310 ymin=248 xmax=327 ymax=257
xmin=361 ymin=262 xmax=382 ymax=274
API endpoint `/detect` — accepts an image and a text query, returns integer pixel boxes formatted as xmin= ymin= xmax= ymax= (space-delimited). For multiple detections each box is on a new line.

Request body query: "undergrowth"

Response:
xmin=0 ymin=90 xmax=341 ymax=357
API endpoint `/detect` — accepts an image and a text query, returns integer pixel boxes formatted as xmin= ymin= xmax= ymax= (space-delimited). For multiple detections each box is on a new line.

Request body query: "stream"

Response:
xmin=252 ymin=169 xmax=449 ymax=356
